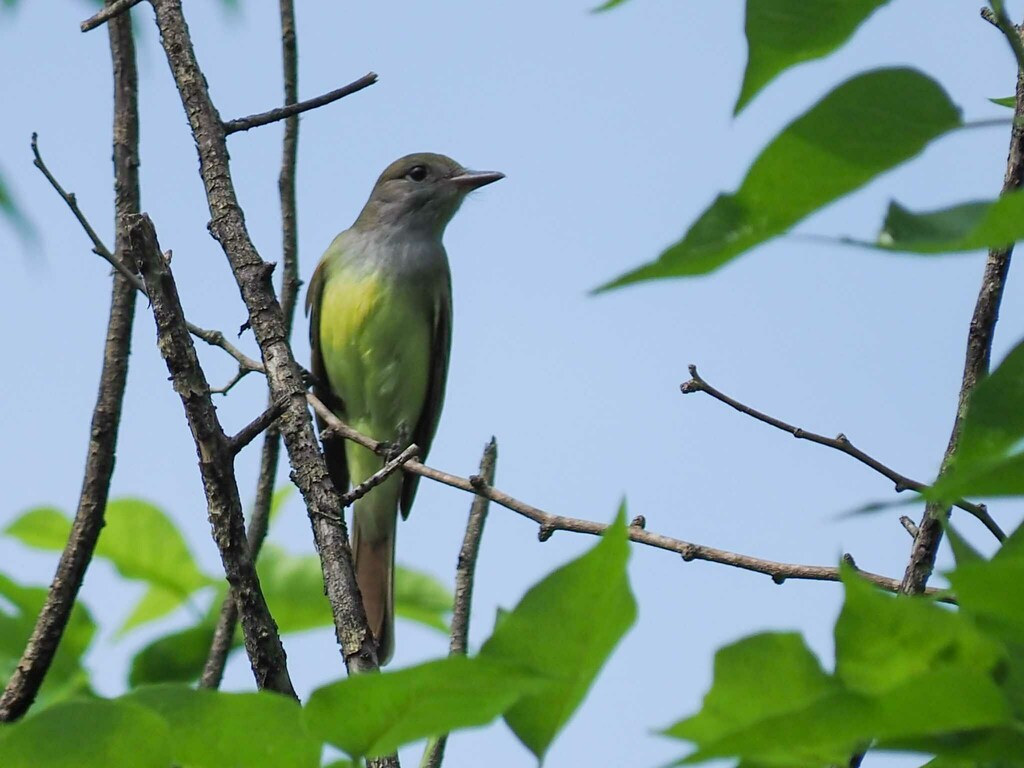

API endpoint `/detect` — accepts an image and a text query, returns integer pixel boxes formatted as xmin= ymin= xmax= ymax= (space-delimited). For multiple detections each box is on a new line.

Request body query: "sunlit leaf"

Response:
xmin=878 ymin=192 xmax=1024 ymax=253
xmin=126 ymin=684 xmax=319 ymax=768
xmin=128 ymin=623 xmax=216 ymax=687
xmin=479 ymin=507 xmax=636 ymax=758
xmin=597 ymin=68 xmax=962 ymax=291
xmin=929 ymin=339 xmax=1024 ymax=501
xmin=736 ymin=0 xmax=890 ymax=113
xmin=0 ymin=699 xmax=171 ymax=768
xmin=304 ymin=656 xmax=541 ymax=759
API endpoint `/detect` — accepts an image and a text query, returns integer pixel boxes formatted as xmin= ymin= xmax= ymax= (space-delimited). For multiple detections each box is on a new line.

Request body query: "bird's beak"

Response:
xmin=450 ymin=169 xmax=505 ymax=190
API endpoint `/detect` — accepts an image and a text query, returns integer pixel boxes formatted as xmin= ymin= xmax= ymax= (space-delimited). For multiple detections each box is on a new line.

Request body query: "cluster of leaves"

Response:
xmin=0 ymin=505 xmax=636 ymax=765
xmin=662 ymin=526 xmax=1024 ymax=766
xmin=0 ymin=493 xmax=453 ymax=691
xmin=596 ymin=0 xmax=1024 ymax=291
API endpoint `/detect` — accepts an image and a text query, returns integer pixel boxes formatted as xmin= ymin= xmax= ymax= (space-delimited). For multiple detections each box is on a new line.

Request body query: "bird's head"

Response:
xmin=354 ymin=153 xmax=503 ymax=238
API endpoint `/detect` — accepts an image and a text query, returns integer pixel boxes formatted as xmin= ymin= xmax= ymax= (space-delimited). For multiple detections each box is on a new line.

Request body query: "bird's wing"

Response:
xmin=307 ymin=254 xmax=350 ymax=497
xmin=400 ymin=281 xmax=453 ymax=519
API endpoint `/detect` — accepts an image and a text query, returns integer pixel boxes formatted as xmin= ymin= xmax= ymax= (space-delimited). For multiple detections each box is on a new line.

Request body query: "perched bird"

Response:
xmin=306 ymin=153 xmax=503 ymax=664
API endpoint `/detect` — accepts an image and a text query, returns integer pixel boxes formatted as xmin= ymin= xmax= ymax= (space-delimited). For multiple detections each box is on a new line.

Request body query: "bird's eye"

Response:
xmin=405 ymin=165 xmax=428 ymax=182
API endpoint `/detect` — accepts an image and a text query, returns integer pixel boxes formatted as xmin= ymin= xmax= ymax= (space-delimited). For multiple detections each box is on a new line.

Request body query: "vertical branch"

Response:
xmin=200 ymin=0 xmax=302 ymax=690
xmin=0 ymin=7 xmax=140 ymax=722
xmin=421 ymin=439 xmax=498 ymax=768
xmin=900 ymin=21 xmax=1022 ymax=594
xmin=129 ymin=214 xmax=296 ymax=699
xmin=148 ymin=0 xmax=380 ymax=675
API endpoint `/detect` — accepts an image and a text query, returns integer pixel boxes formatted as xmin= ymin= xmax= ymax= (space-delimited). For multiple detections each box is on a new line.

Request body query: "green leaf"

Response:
xmin=736 ymin=0 xmax=890 ymax=113
xmin=479 ymin=508 xmax=636 ymax=758
xmin=394 ymin=565 xmax=452 ymax=633
xmin=4 ymin=507 xmax=72 ymax=549
xmin=878 ymin=192 xmax=1024 ymax=253
xmin=0 ymin=699 xmax=171 ymax=768
xmin=268 ymin=483 xmax=296 ymax=524
xmin=118 ymin=584 xmax=193 ymax=636
xmin=128 ymin=623 xmax=216 ymax=687
xmin=990 ymin=96 xmax=1016 ymax=108
xmin=949 ymin=559 xmax=1024 ymax=645
xmin=835 ymin=568 xmax=1004 ymax=696
xmin=259 ymin=545 xmax=451 ymax=635
xmin=663 ymin=633 xmax=841 ymax=760
xmin=591 ymin=0 xmax=629 ymax=11
xmin=126 ymin=684 xmax=320 ymax=768
xmin=0 ymin=171 xmax=35 ymax=241
xmin=304 ymin=656 xmax=541 ymax=759
xmin=5 ymin=499 xmax=213 ymax=600
xmin=597 ymin=68 xmax=962 ymax=291
xmin=929 ymin=339 xmax=1024 ymax=501
xmin=0 ymin=574 xmax=96 ymax=708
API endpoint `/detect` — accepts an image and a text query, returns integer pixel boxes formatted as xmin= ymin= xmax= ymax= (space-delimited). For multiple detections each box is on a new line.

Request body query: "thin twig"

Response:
xmin=0 ymin=11 xmax=140 ymax=722
xmin=222 ymin=72 xmax=378 ymax=135
xmin=31 ymin=134 xmax=266 ymax=378
xmin=308 ymin=395 xmax=946 ymax=600
xmin=150 ymin=0 xmax=382 ymax=678
xmin=987 ymin=2 xmax=1024 ymax=72
xmin=211 ymin=366 xmax=253 ymax=396
xmin=681 ymin=365 xmax=1005 ymax=542
xmin=901 ymin=16 xmax=1022 ymax=594
xmin=338 ymin=445 xmax=419 ymax=509
xmin=129 ymin=213 xmax=296 ymax=699
xmin=229 ymin=398 xmax=287 ymax=455
xmin=421 ymin=439 xmax=498 ymax=768
xmin=80 ymin=0 xmax=143 ymax=32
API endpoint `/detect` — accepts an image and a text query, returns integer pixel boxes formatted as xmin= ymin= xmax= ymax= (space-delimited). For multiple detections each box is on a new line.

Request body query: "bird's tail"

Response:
xmin=351 ymin=477 xmax=398 ymax=665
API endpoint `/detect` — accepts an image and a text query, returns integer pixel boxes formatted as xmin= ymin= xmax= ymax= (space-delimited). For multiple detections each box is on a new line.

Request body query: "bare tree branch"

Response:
xmin=229 ymin=398 xmax=287 ymax=456
xmin=148 ymin=0 xmax=382 ymax=678
xmin=0 ymin=11 xmax=141 ymax=721
xmin=80 ymin=0 xmax=144 ymax=33
xmin=309 ymin=396 xmax=946 ymax=600
xmin=31 ymin=135 xmax=266 ymax=379
xmin=129 ymin=213 xmax=296 ymax=699
xmin=222 ymin=72 xmax=378 ymax=135
xmin=901 ymin=18 xmax=1022 ymax=594
xmin=681 ymin=365 xmax=1005 ymax=541
xmin=422 ymin=438 xmax=498 ymax=768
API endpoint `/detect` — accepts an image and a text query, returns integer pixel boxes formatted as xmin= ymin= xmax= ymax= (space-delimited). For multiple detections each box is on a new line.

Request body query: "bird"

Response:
xmin=306 ymin=153 xmax=503 ymax=664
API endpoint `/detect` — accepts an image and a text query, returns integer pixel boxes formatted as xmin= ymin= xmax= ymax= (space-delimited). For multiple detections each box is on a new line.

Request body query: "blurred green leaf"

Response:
xmin=597 ymin=68 xmax=962 ymax=291
xmin=0 ymin=171 xmax=34 ymax=241
xmin=877 ymin=193 xmax=1024 ymax=253
xmin=118 ymin=584 xmax=192 ymax=636
xmin=6 ymin=499 xmax=213 ymax=631
xmin=736 ymin=0 xmax=890 ymax=113
xmin=394 ymin=565 xmax=451 ymax=633
xmin=928 ymin=339 xmax=1024 ymax=502
xmin=990 ymin=96 xmax=1016 ymax=108
xmin=304 ymin=656 xmax=540 ymax=759
xmin=592 ymin=0 xmax=629 ymax=10
xmin=4 ymin=507 xmax=71 ymax=549
xmin=258 ymin=545 xmax=451 ymax=635
xmin=126 ymin=684 xmax=319 ymax=768
xmin=0 ymin=574 xmax=96 ymax=709
xmin=268 ymin=483 xmax=296 ymax=524
xmin=479 ymin=507 xmax=636 ymax=759
xmin=949 ymin=559 xmax=1024 ymax=646
xmin=128 ymin=623 xmax=216 ymax=687
xmin=0 ymin=699 xmax=171 ymax=768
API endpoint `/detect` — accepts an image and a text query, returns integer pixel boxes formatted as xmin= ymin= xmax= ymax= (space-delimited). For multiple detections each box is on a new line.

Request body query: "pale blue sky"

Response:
xmin=3 ymin=2 xmax=1024 ymax=766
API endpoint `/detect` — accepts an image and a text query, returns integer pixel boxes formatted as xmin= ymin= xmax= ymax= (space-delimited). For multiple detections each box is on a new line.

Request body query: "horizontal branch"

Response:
xmin=222 ymin=72 xmax=378 ymax=135
xmin=681 ymin=365 xmax=1005 ymax=542
xmin=80 ymin=0 xmax=143 ymax=33
xmin=229 ymin=398 xmax=286 ymax=455
xmin=307 ymin=395 xmax=945 ymax=600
